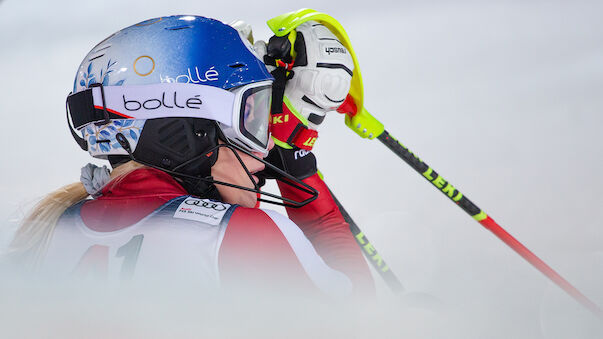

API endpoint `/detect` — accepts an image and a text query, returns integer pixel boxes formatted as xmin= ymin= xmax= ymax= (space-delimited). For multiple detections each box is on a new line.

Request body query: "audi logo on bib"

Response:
xmin=184 ymin=199 xmax=228 ymax=211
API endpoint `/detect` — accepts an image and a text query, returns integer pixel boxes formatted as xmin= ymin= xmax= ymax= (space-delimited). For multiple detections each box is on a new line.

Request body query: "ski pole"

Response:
xmin=327 ymin=186 xmax=404 ymax=293
xmin=346 ymin=106 xmax=603 ymax=319
xmin=266 ymin=9 xmax=601 ymax=316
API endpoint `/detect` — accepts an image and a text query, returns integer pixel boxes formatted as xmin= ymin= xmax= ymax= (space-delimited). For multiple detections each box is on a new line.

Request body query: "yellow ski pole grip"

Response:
xmin=344 ymin=107 xmax=385 ymax=140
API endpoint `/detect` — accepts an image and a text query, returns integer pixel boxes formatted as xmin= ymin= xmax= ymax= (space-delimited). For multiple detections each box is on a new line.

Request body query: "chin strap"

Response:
xmin=178 ymin=176 xmax=222 ymax=201
xmin=114 ymin=132 xmax=318 ymax=208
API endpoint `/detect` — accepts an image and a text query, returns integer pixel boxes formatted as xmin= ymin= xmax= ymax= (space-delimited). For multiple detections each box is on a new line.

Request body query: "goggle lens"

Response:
xmin=239 ymin=85 xmax=272 ymax=151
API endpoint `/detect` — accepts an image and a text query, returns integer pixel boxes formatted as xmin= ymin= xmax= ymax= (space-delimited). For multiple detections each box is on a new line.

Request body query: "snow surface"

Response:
xmin=1 ymin=0 xmax=602 ymax=338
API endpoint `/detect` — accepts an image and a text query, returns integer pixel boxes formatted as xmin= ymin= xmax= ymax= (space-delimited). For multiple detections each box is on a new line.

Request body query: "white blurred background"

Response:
xmin=1 ymin=0 xmax=602 ymax=338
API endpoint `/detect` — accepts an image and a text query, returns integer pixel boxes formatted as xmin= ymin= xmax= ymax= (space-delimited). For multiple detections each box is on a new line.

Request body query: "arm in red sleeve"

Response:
xmin=277 ymin=173 xmax=376 ymax=297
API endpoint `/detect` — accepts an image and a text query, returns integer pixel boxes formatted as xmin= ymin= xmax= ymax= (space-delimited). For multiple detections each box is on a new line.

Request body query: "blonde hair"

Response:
xmin=5 ymin=161 xmax=145 ymax=269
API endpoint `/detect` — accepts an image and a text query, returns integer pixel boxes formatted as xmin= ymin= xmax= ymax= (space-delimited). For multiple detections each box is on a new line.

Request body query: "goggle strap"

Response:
xmin=65 ymin=93 xmax=88 ymax=151
xmin=66 ymin=83 xmax=236 ymax=129
xmin=67 ymin=87 xmax=116 ymax=129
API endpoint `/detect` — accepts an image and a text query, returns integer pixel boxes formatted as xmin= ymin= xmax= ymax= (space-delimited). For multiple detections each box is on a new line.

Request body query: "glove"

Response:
xmin=258 ymin=21 xmax=355 ymax=151
xmin=260 ymin=146 xmax=317 ymax=180
xmin=255 ymin=21 xmax=354 ymax=181
xmin=246 ymin=18 xmax=376 ymax=294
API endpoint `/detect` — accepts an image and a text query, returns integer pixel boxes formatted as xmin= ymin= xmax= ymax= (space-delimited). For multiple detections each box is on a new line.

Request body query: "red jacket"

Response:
xmin=71 ymin=168 xmax=366 ymax=296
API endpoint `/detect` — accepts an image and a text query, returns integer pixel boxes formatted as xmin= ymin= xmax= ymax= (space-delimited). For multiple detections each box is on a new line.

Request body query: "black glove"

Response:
xmin=257 ymin=146 xmax=317 ymax=181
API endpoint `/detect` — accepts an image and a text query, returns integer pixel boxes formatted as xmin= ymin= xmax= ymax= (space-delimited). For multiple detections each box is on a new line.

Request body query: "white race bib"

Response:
xmin=173 ymin=197 xmax=230 ymax=226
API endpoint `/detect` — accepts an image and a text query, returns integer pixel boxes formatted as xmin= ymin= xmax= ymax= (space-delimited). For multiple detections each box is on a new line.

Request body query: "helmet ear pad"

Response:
xmin=133 ymin=118 xmax=219 ymax=179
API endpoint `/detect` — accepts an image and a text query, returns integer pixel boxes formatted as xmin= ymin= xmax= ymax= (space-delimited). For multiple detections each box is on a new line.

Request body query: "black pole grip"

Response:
xmin=377 ymin=130 xmax=484 ymax=220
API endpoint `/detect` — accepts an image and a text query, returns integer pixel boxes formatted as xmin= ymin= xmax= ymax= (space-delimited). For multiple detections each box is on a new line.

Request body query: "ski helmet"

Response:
xmin=66 ymin=15 xmax=316 ymax=206
xmin=67 ymin=15 xmax=273 ymax=160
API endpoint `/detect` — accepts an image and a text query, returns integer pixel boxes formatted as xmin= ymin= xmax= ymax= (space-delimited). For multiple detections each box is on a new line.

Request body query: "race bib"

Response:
xmin=173 ymin=197 xmax=230 ymax=226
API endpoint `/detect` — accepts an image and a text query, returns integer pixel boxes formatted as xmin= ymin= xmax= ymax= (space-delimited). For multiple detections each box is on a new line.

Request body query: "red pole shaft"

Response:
xmin=480 ymin=216 xmax=603 ymax=318
xmin=377 ymin=130 xmax=603 ymax=318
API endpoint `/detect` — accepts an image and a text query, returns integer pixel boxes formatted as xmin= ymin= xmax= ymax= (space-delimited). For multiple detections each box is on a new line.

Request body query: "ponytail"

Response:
xmin=5 ymin=161 xmax=145 ymax=269
xmin=6 ymin=182 xmax=89 ymax=269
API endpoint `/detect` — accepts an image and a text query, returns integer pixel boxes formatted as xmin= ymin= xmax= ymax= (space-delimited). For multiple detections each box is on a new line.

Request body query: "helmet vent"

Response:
xmin=88 ymin=54 xmax=105 ymax=62
xmin=228 ymin=63 xmax=246 ymax=68
xmin=93 ymin=44 xmax=112 ymax=53
xmin=88 ymin=45 xmax=112 ymax=61
xmin=166 ymin=25 xmax=192 ymax=31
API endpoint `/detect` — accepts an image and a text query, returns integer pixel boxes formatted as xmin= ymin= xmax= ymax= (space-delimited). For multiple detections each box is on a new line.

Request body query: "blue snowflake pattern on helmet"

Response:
xmin=83 ymin=120 xmax=145 ymax=156
xmin=78 ymin=59 xmax=125 ymax=89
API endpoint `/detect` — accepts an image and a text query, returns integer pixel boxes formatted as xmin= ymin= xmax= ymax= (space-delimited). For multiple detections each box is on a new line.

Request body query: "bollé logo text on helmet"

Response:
xmin=123 ymin=92 xmax=202 ymax=111
xmin=324 ymin=47 xmax=347 ymax=55
xmin=160 ymin=66 xmax=219 ymax=84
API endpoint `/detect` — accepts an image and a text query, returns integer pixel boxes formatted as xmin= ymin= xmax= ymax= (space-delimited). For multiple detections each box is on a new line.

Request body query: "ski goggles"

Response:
xmin=66 ymin=80 xmax=273 ymax=155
